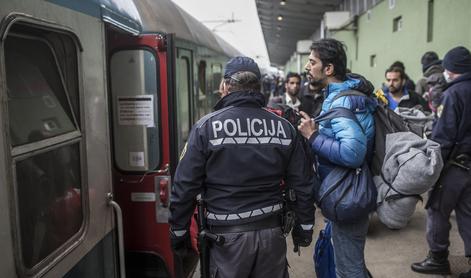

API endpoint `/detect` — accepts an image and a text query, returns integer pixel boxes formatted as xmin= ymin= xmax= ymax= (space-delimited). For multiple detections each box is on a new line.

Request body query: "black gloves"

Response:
xmin=170 ymin=228 xmax=192 ymax=256
xmin=292 ymin=224 xmax=313 ymax=248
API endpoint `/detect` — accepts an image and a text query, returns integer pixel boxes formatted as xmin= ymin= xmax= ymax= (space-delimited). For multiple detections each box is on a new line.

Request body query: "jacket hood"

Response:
xmin=347 ymin=73 xmax=375 ymax=96
xmin=424 ymin=64 xmax=444 ymax=77
xmin=325 ymin=73 xmax=374 ymax=97
xmin=324 ymin=73 xmax=377 ymax=113
xmin=214 ymin=90 xmax=266 ymax=110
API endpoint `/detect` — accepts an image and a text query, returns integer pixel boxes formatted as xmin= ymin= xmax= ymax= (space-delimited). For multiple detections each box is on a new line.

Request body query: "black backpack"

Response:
xmin=332 ymin=90 xmax=416 ymax=177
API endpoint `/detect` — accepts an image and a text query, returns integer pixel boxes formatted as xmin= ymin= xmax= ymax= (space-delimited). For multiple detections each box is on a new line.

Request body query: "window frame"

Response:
xmin=0 ymin=16 xmax=88 ymax=277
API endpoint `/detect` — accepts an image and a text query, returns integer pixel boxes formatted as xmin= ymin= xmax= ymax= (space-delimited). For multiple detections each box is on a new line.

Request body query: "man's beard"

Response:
xmin=306 ymin=71 xmax=327 ymax=88
xmin=389 ymin=85 xmax=402 ymax=95
xmin=310 ymin=79 xmax=325 ymax=88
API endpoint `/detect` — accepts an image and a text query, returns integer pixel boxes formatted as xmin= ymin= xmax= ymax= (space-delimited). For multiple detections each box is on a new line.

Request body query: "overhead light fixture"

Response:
xmin=276 ymin=33 xmax=280 ymax=38
xmin=280 ymin=0 xmax=286 ymax=5
xmin=277 ymin=15 xmax=283 ymax=21
xmin=277 ymin=25 xmax=282 ymax=31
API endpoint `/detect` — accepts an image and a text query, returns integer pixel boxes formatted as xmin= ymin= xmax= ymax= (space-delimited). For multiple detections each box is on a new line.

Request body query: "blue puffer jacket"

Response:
xmin=309 ymin=75 xmax=377 ymax=179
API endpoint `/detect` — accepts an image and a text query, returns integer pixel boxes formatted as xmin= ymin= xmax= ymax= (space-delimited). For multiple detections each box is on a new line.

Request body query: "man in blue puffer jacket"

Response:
xmin=298 ymin=38 xmax=376 ymax=278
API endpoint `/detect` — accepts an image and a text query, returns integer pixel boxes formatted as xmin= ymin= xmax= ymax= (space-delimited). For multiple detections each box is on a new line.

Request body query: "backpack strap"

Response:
xmin=332 ymin=89 xmax=367 ymax=102
xmin=314 ymin=107 xmax=355 ymax=122
xmin=314 ymin=107 xmax=361 ymax=127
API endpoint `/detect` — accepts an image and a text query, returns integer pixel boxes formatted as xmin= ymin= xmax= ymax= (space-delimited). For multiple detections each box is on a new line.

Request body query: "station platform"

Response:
xmin=193 ymin=202 xmax=468 ymax=278
xmin=287 ymin=204 xmax=468 ymax=278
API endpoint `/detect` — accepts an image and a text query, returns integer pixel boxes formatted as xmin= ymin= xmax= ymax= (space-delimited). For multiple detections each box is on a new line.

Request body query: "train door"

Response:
xmin=107 ymin=31 xmax=198 ymax=278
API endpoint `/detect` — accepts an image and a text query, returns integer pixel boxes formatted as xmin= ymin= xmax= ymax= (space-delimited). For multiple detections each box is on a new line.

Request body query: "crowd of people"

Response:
xmin=168 ymin=38 xmax=471 ymax=278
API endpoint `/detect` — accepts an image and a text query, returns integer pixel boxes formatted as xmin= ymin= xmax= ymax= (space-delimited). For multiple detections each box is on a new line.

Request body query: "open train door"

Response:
xmin=106 ymin=29 xmax=199 ymax=278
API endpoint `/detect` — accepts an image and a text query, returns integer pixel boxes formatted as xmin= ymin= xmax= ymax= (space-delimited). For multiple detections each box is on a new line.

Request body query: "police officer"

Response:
xmin=169 ymin=56 xmax=315 ymax=278
xmin=411 ymin=46 xmax=471 ymax=278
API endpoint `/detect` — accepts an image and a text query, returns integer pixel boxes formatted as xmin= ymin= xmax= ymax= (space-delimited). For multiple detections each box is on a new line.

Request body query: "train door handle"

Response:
xmin=157 ymin=163 xmax=170 ymax=175
xmin=107 ymin=193 xmax=126 ymax=278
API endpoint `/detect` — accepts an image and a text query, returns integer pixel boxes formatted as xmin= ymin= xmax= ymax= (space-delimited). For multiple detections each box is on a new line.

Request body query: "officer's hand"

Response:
xmin=170 ymin=228 xmax=192 ymax=256
xmin=297 ymin=111 xmax=318 ymax=139
xmin=292 ymin=224 xmax=313 ymax=248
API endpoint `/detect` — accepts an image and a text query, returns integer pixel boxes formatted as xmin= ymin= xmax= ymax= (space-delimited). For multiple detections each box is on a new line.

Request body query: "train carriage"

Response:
xmin=0 ymin=0 xmax=238 ymax=277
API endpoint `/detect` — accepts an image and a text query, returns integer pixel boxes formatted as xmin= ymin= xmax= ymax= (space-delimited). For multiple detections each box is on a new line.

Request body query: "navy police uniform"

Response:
xmin=427 ymin=70 xmax=471 ymax=257
xmin=412 ymin=46 xmax=471 ymax=277
xmin=169 ymin=57 xmax=315 ymax=278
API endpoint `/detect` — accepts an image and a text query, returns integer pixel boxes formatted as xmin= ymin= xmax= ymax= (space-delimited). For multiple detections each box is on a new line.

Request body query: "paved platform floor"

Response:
xmin=193 ymin=203 xmax=469 ymax=277
xmin=287 ymin=205 xmax=468 ymax=278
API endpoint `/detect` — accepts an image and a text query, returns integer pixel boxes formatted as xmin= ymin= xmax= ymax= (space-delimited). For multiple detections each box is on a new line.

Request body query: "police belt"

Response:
xmin=208 ymin=214 xmax=282 ymax=234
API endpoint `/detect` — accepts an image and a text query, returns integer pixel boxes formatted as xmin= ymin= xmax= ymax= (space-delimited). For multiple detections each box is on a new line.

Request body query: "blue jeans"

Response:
xmin=331 ymin=216 xmax=370 ymax=278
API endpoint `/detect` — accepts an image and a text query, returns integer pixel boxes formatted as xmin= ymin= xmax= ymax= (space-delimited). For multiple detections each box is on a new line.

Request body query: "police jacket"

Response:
xmin=169 ymin=91 xmax=315 ymax=231
xmin=432 ymin=72 xmax=471 ymax=160
xmin=309 ymin=75 xmax=376 ymax=179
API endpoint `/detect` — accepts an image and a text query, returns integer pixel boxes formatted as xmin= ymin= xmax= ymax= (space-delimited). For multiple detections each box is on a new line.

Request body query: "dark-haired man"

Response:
xmin=298 ymin=38 xmax=376 ymax=278
xmin=169 ymin=56 xmax=315 ymax=278
xmin=390 ymin=60 xmax=416 ymax=92
xmin=416 ymin=51 xmax=444 ymax=98
xmin=383 ymin=66 xmax=429 ymax=111
xmin=268 ymin=72 xmax=302 ymax=111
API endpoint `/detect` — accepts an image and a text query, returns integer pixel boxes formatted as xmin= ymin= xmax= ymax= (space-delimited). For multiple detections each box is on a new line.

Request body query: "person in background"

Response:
xmin=416 ymin=51 xmax=444 ymax=98
xmin=383 ymin=66 xmax=429 ymax=111
xmin=411 ymin=46 xmax=471 ymax=278
xmin=299 ymin=80 xmax=324 ymax=117
xmin=390 ymin=60 xmax=416 ymax=92
xmin=268 ymin=72 xmax=302 ymax=111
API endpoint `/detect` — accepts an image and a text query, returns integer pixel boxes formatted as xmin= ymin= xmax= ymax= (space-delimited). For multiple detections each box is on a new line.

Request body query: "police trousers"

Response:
xmin=209 ymin=227 xmax=288 ymax=278
xmin=426 ymin=165 xmax=471 ymax=256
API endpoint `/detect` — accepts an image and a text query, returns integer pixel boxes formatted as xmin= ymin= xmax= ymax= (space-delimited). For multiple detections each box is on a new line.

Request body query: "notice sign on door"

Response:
xmin=118 ymin=95 xmax=154 ymax=126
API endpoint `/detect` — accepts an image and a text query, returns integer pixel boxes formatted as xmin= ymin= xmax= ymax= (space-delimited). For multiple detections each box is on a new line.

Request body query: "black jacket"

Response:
xmin=432 ymin=72 xmax=471 ymax=160
xmin=169 ymin=91 xmax=315 ymax=230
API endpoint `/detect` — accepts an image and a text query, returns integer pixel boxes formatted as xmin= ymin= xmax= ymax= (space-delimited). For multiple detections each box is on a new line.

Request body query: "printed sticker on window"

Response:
xmin=129 ymin=151 xmax=145 ymax=167
xmin=118 ymin=95 xmax=155 ymax=127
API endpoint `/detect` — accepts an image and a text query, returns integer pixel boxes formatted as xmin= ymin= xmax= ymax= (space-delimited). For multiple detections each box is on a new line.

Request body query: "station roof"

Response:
xmin=255 ymin=0 xmax=341 ymax=66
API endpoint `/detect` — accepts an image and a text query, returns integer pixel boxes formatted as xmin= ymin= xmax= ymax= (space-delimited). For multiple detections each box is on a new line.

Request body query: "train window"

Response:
xmin=210 ymin=63 xmax=223 ymax=107
xmin=3 ymin=26 xmax=84 ymax=274
xmin=198 ymin=61 xmax=207 ymax=95
xmin=15 ymin=143 xmax=82 ymax=269
xmin=175 ymin=49 xmax=192 ymax=154
xmin=5 ymin=36 xmax=78 ymax=147
xmin=211 ymin=63 xmax=223 ymax=93
xmin=110 ymin=49 xmax=160 ymax=171
xmin=197 ymin=60 xmax=207 ymax=119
